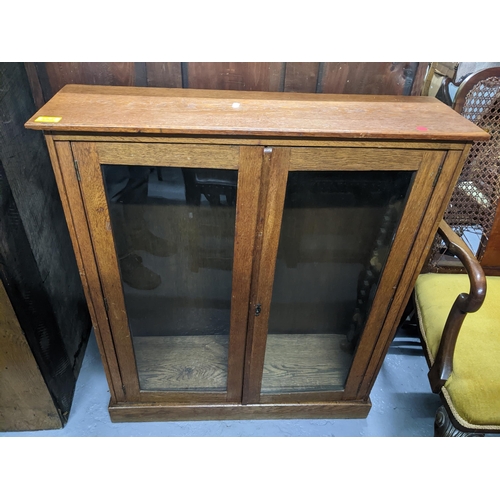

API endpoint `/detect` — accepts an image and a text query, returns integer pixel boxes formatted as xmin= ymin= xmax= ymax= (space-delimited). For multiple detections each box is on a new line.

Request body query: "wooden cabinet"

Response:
xmin=25 ymin=85 xmax=488 ymax=422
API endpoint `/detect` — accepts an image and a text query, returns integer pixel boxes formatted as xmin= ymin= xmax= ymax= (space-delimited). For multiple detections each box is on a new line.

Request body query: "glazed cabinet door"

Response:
xmin=69 ymin=142 xmax=262 ymax=403
xmin=243 ymin=146 xmax=448 ymax=404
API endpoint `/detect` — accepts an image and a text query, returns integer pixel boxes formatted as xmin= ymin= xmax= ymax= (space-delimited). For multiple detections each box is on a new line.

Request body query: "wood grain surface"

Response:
xmin=34 ymin=62 xmax=136 ymax=101
xmin=51 ymin=140 xmax=124 ymax=401
xmin=72 ymin=141 xmax=141 ymax=399
xmin=134 ymin=335 xmax=228 ymax=392
xmin=185 ymin=62 xmax=284 ymax=91
xmin=411 ymin=63 xmax=429 ymax=96
xmin=1 ymin=64 xmax=90 ymax=382
xmin=26 ymin=85 xmax=489 ymax=141
xmin=25 ymin=63 xmax=428 ymax=108
xmin=355 ymin=147 xmax=473 ymax=398
xmin=109 ymin=399 xmax=371 ymax=422
xmin=27 ymin=77 xmax=483 ymax=419
xmin=343 ymin=151 xmax=447 ymax=398
xmin=243 ymin=148 xmax=290 ymax=403
xmin=96 ymin=143 xmax=240 ymax=168
xmin=0 ymin=281 xmax=61 ymax=431
xmin=226 ymin=147 xmax=263 ymax=401
xmin=318 ymin=63 xmax=419 ymax=95
xmin=289 ymin=147 xmax=424 ymax=170
xmin=145 ymin=63 xmax=182 ymax=88
xmin=284 ymin=63 xmax=320 ymax=93
xmin=261 ymin=334 xmax=351 ymax=393
xmin=48 ymin=134 xmax=467 ymax=150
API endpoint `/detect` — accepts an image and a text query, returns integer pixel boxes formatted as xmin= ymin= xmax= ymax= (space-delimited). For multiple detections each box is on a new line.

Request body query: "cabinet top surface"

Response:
xmin=25 ymin=85 xmax=489 ymax=141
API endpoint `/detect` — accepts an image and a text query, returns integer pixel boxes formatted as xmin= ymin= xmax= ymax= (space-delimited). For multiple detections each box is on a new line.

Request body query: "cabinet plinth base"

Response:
xmin=108 ymin=399 xmax=372 ymax=422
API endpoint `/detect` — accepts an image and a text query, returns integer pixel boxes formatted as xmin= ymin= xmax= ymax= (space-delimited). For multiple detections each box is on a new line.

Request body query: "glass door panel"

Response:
xmin=101 ymin=164 xmax=238 ymax=392
xmin=261 ymin=170 xmax=413 ymax=394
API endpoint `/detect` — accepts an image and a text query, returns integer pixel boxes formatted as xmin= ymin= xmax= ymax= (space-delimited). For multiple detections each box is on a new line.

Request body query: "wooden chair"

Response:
xmin=414 ymin=67 xmax=500 ymax=436
xmin=415 ymin=221 xmax=500 ymax=436
xmin=433 ymin=67 xmax=500 ymax=268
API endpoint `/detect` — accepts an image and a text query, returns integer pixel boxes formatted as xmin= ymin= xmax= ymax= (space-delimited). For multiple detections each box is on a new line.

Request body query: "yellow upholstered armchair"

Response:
xmin=415 ymin=66 xmax=500 ymax=436
xmin=415 ymin=221 xmax=500 ymax=436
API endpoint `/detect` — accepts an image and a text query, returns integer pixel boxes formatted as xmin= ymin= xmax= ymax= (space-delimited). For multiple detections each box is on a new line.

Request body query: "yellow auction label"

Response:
xmin=35 ymin=116 xmax=62 ymax=123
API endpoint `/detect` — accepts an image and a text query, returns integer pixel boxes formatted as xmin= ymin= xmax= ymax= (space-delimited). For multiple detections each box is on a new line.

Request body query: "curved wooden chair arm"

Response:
xmin=428 ymin=220 xmax=487 ymax=393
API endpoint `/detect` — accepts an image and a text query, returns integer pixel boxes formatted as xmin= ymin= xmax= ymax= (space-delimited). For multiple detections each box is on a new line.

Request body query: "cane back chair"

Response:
xmin=415 ymin=67 xmax=500 ymax=436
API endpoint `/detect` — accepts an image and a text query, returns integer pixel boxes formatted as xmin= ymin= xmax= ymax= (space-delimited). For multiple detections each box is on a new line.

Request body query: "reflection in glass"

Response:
xmin=262 ymin=170 xmax=413 ymax=394
xmin=102 ymin=165 xmax=238 ymax=392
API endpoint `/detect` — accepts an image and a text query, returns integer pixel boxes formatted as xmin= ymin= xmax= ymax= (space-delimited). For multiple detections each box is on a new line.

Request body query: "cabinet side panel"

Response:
xmin=356 ymin=147 xmax=470 ymax=398
xmin=343 ymin=150 xmax=447 ymax=398
xmin=71 ymin=142 xmax=140 ymax=399
xmin=52 ymin=140 xmax=124 ymax=402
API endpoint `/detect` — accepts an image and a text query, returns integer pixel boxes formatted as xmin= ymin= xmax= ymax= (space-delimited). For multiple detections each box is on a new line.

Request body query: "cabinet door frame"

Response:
xmin=67 ymin=141 xmax=262 ymax=404
xmin=50 ymin=135 xmax=470 ymax=412
xmin=242 ymin=145 xmax=450 ymax=404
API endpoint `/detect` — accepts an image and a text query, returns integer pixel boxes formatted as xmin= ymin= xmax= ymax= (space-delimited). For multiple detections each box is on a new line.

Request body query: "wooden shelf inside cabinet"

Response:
xmin=26 ymin=85 xmax=489 ymax=422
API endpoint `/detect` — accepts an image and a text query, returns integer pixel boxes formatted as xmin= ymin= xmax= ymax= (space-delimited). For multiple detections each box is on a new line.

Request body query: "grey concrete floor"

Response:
xmin=3 ymin=328 xmax=444 ymax=437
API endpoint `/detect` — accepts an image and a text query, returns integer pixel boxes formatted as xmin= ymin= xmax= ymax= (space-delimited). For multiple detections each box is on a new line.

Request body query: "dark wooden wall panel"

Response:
xmin=145 ymin=62 xmax=183 ymax=88
xmin=0 ymin=63 xmax=91 ymax=399
xmin=24 ymin=62 xmax=45 ymax=109
xmin=411 ymin=62 xmax=429 ymax=96
xmin=283 ymin=62 xmax=320 ymax=92
xmin=319 ymin=62 xmax=419 ymax=95
xmin=185 ymin=62 xmax=285 ymax=91
xmin=35 ymin=62 xmax=136 ymax=101
xmin=26 ymin=62 xmax=426 ymax=106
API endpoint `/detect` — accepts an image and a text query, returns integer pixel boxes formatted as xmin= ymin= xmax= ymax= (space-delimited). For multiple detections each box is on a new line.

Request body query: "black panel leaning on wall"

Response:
xmin=0 ymin=160 xmax=75 ymax=421
xmin=0 ymin=63 xmax=92 ymax=419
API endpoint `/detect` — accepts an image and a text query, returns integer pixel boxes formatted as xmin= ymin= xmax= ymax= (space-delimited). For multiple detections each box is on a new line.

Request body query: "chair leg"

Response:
xmin=434 ymin=406 xmax=485 ymax=437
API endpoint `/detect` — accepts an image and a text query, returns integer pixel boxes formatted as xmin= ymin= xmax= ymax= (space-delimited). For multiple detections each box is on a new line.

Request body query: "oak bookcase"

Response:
xmin=26 ymin=85 xmax=488 ymax=422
